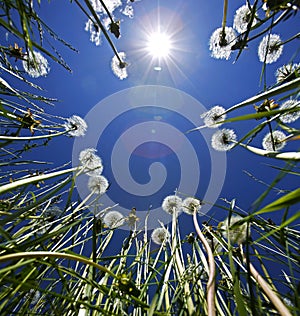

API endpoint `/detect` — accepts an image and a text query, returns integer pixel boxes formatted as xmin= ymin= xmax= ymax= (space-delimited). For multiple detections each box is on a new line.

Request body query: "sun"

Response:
xmin=146 ymin=31 xmax=172 ymax=59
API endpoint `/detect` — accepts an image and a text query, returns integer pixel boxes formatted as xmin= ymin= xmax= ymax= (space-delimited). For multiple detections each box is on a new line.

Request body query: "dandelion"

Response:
xmin=111 ymin=52 xmax=128 ymax=80
xmin=151 ymin=227 xmax=170 ymax=245
xmin=262 ymin=130 xmax=286 ymax=151
xmin=122 ymin=5 xmax=134 ymax=18
xmin=201 ymin=105 xmax=226 ymax=128
xmin=91 ymin=0 xmax=122 ymax=14
xmin=209 ymin=27 xmax=237 ymax=60
xmin=22 ymin=51 xmax=50 ymax=78
xmin=85 ymin=19 xmax=101 ymax=46
xmin=88 ymin=175 xmax=109 ymax=195
xmin=258 ymin=34 xmax=283 ymax=64
xmin=79 ymin=148 xmax=103 ymax=176
xmin=275 ymin=63 xmax=300 ymax=83
xmin=279 ymin=100 xmax=300 ymax=123
xmin=43 ymin=206 xmax=62 ymax=219
xmin=103 ymin=210 xmax=124 ymax=228
xmin=162 ymin=195 xmax=183 ymax=215
xmin=182 ymin=197 xmax=202 ymax=215
xmin=64 ymin=115 xmax=87 ymax=137
xmin=211 ymin=128 xmax=237 ymax=151
xmin=233 ymin=4 xmax=257 ymax=34
xmin=221 ymin=215 xmax=249 ymax=245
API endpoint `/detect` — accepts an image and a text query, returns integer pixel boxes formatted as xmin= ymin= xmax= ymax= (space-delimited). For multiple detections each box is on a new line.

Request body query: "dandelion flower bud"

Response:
xmin=221 ymin=215 xmax=249 ymax=245
xmin=111 ymin=52 xmax=128 ymax=80
xmin=209 ymin=27 xmax=237 ymax=60
xmin=211 ymin=128 xmax=237 ymax=151
xmin=201 ymin=105 xmax=226 ymax=128
xmin=262 ymin=130 xmax=286 ymax=151
xmin=275 ymin=63 xmax=300 ymax=83
xmin=258 ymin=34 xmax=283 ymax=64
xmin=151 ymin=227 xmax=170 ymax=245
xmin=279 ymin=100 xmax=300 ymax=123
xmin=182 ymin=197 xmax=202 ymax=215
xmin=161 ymin=195 xmax=183 ymax=216
xmin=103 ymin=210 xmax=124 ymax=229
xmin=22 ymin=51 xmax=50 ymax=78
xmin=64 ymin=115 xmax=87 ymax=137
xmin=88 ymin=175 xmax=109 ymax=195
xmin=233 ymin=4 xmax=257 ymax=34
xmin=43 ymin=206 xmax=62 ymax=219
xmin=79 ymin=148 xmax=103 ymax=176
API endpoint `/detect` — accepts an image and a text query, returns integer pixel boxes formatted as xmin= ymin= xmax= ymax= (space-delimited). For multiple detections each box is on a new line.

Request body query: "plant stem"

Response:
xmin=193 ymin=211 xmax=216 ymax=316
xmin=240 ymin=246 xmax=292 ymax=316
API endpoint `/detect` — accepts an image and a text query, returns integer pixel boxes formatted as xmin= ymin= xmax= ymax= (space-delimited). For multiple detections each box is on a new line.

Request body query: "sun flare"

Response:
xmin=146 ymin=31 xmax=172 ymax=58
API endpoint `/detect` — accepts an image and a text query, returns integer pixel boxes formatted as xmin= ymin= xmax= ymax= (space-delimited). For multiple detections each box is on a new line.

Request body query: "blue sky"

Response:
xmin=13 ymin=0 xmax=299 ymax=233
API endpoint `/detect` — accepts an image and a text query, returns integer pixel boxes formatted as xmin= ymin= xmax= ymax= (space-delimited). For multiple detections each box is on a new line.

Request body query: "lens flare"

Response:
xmin=146 ymin=31 xmax=172 ymax=58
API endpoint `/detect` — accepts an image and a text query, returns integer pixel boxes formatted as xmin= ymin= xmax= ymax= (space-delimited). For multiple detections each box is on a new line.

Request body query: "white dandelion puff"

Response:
xmin=151 ymin=227 xmax=170 ymax=245
xmin=91 ymin=0 xmax=122 ymax=13
xmin=103 ymin=210 xmax=124 ymax=228
xmin=88 ymin=175 xmax=109 ymax=195
xmin=182 ymin=197 xmax=202 ymax=215
xmin=64 ymin=115 xmax=87 ymax=137
xmin=209 ymin=27 xmax=237 ymax=60
xmin=122 ymin=5 xmax=134 ymax=18
xmin=162 ymin=195 xmax=183 ymax=215
xmin=43 ymin=206 xmax=62 ymax=219
xmin=85 ymin=19 xmax=101 ymax=46
xmin=258 ymin=34 xmax=283 ymax=64
xmin=279 ymin=100 xmax=300 ymax=123
xmin=275 ymin=63 xmax=300 ymax=83
xmin=201 ymin=105 xmax=226 ymax=128
xmin=221 ymin=215 xmax=249 ymax=245
xmin=111 ymin=52 xmax=128 ymax=80
xmin=262 ymin=130 xmax=287 ymax=151
xmin=79 ymin=148 xmax=103 ymax=176
xmin=233 ymin=4 xmax=257 ymax=34
xmin=211 ymin=128 xmax=237 ymax=151
xmin=22 ymin=51 xmax=50 ymax=78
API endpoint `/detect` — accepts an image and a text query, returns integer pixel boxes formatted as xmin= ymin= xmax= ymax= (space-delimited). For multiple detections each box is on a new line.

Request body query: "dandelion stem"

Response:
xmin=193 ymin=210 xmax=216 ymax=316
xmin=0 ymin=167 xmax=79 ymax=195
xmin=0 ymin=129 xmax=69 ymax=141
xmin=241 ymin=246 xmax=292 ymax=316
xmin=222 ymin=0 xmax=228 ymax=32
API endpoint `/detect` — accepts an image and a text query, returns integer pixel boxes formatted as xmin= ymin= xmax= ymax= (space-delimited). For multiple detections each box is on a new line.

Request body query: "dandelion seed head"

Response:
xmin=43 ymin=206 xmax=62 ymax=219
xmin=64 ymin=115 xmax=87 ymax=137
xmin=258 ymin=34 xmax=283 ymax=64
xmin=221 ymin=215 xmax=249 ymax=245
xmin=88 ymin=175 xmax=109 ymax=195
xmin=103 ymin=210 xmax=124 ymax=228
xmin=22 ymin=51 xmax=50 ymax=78
xmin=233 ymin=5 xmax=257 ymax=34
xmin=279 ymin=99 xmax=300 ymax=123
xmin=262 ymin=130 xmax=286 ymax=151
xmin=211 ymin=128 xmax=237 ymax=151
xmin=201 ymin=105 xmax=226 ymax=128
xmin=162 ymin=195 xmax=183 ymax=215
xmin=79 ymin=148 xmax=103 ymax=176
xmin=209 ymin=27 xmax=237 ymax=60
xmin=151 ymin=227 xmax=170 ymax=245
xmin=85 ymin=19 xmax=101 ymax=46
xmin=182 ymin=197 xmax=202 ymax=215
xmin=111 ymin=52 xmax=128 ymax=80
xmin=276 ymin=63 xmax=300 ymax=83
xmin=122 ymin=5 xmax=134 ymax=18
xmin=90 ymin=0 xmax=122 ymax=13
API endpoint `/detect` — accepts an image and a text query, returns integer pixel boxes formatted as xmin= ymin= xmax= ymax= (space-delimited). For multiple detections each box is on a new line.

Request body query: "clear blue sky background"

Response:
xmin=9 ymin=1 xmax=298 ymax=234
